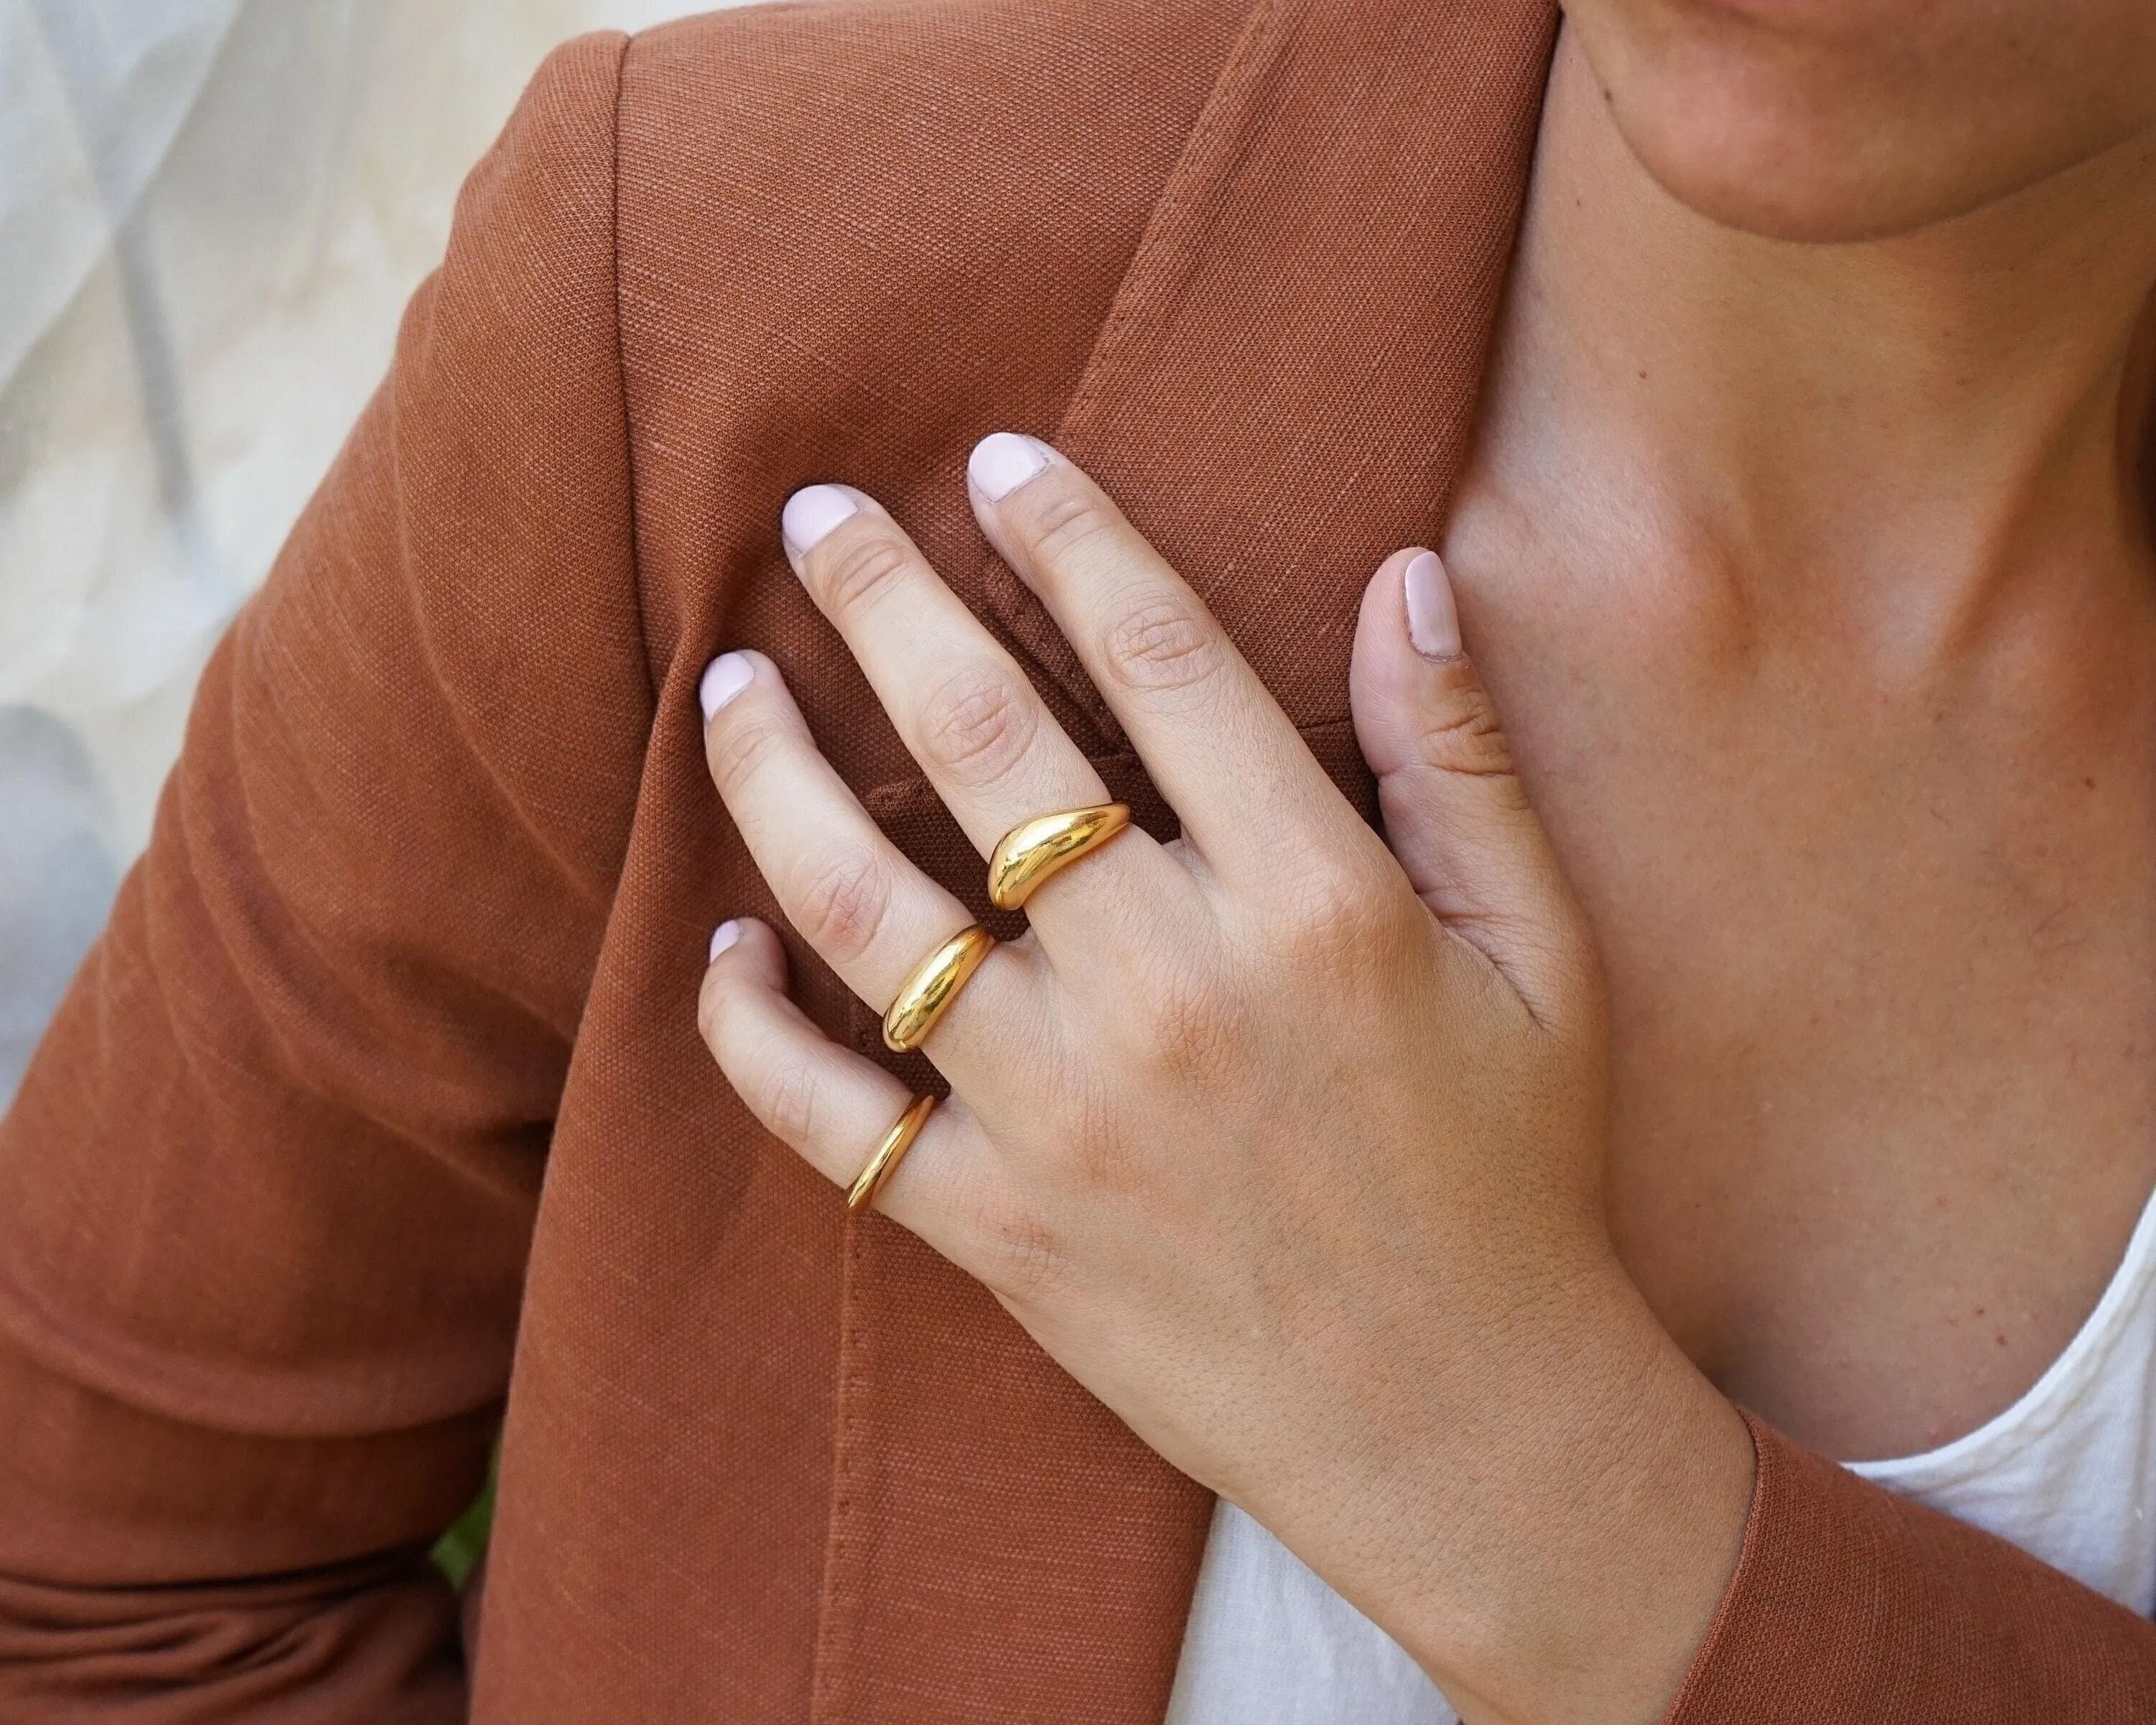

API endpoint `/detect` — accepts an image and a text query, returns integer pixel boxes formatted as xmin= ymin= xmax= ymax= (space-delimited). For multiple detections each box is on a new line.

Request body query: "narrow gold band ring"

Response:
xmin=881 ymin=924 xmax=995 ymax=1052
xmin=987 ymin=802 xmax=1133 ymax=911
xmin=847 ymin=1093 xmax=936 ymax=1214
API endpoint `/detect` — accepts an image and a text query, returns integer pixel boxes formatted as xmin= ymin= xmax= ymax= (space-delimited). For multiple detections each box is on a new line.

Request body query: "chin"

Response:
xmin=1562 ymin=0 xmax=2156 ymax=245
xmin=1603 ymin=66 xmax=1989 ymax=244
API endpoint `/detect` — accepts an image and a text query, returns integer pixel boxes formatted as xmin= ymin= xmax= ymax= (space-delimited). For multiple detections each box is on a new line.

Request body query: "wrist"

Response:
xmin=1304 ymin=1254 xmax=1755 ymax=1724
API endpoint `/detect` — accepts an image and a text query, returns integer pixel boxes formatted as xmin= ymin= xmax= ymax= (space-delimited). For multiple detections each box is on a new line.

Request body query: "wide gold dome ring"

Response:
xmin=987 ymin=802 xmax=1132 ymax=911
xmin=881 ymin=924 xmax=995 ymax=1052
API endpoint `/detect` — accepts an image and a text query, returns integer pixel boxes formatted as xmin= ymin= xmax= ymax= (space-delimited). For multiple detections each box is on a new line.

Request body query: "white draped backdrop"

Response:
xmin=0 ymin=0 xmax=724 ymax=1101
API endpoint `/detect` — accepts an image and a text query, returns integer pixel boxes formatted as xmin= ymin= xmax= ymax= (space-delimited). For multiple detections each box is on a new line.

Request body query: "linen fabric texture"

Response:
xmin=1 ymin=0 xmax=2153 ymax=1719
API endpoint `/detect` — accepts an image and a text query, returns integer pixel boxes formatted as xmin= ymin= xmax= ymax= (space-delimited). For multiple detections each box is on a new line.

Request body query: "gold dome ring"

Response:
xmin=847 ymin=1093 xmax=936 ymax=1214
xmin=881 ymin=924 xmax=995 ymax=1052
xmin=987 ymin=802 xmax=1132 ymax=911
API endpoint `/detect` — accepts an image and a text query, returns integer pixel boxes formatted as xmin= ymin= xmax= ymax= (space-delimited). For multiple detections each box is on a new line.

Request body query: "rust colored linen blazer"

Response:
xmin=4 ymin=0 xmax=2156 ymax=1718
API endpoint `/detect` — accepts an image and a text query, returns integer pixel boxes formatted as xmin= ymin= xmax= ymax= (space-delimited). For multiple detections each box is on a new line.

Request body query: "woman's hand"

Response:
xmin=694 ymin=435 xmax=1754 ymax=1724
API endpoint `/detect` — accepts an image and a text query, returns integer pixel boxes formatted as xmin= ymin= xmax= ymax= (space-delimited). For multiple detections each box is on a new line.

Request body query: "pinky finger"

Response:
xmin=696 ymin=917 xmax=992 ymax=1238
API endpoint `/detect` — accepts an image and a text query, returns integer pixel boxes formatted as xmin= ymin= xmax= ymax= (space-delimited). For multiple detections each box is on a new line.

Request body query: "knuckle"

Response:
xmin=1128 ymin=956 xmax=1243 ymax=1082
xmin=752 ymin=1049 xmax=821 ymax=1149
xmin=982 ymin=1207 xmax=1072 ymax=1307
xmin=1414 ymin=679 xmax=1519 ymax=782
xmin=1275 ymin=850 xmax=1397 ymax=962
xmin=1059 ymin=1083 xmax=1137 ymax=1189
xmin=788 ymin=842 xmax=895 ymax=965
xmin=704 ymin=704 xmax=791 ymax=796
xmin=814 ymin=529 xmax=913 ymax=617
xmin=694 ymin=967 xmax=734 ymax=1054
xmin=1102 ymin=596 xmax=1225 ymax=697
xmin=1023 ymin=485 xmax=1118 ymax=570
xmin=915 ymin=662 xmax=1038 ymax=787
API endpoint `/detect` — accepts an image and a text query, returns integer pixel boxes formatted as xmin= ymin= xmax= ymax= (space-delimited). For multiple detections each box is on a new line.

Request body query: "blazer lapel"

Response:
xmin=812 ymin=4 xmax=1557 ymax=1721
xmin=996 ymin=0 xmax=1561 ymax=750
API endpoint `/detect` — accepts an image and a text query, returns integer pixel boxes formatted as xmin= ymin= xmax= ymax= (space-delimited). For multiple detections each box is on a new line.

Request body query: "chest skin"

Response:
xmin=1437 ymin=480 xmax=2156 ymax=1463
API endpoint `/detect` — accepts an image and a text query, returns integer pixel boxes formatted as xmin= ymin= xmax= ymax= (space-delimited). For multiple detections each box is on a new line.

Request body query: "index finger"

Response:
xmin=965 ymin=433 xmax=1354 ymax=881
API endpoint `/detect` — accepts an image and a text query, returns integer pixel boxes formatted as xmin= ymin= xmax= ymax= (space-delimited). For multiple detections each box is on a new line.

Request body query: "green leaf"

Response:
xmin=430 ymin=1453 xmax=499 ymax=1591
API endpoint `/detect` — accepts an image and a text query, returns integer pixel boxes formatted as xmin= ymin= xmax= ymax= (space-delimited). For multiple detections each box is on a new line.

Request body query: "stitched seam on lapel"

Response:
xmin=806 ymin=13 xmax=1307 ymax=1697
xmin=808 ymin=1143 xmax=877 ymax=1725
xmin=1054 ymin=0 xmax=1303 ymax=437
xmin=978 ymin=0 xmax=1308 ymax=750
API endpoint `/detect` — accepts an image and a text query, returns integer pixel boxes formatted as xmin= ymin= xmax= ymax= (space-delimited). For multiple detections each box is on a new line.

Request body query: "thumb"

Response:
xmin=1350 ymin=547 xmax=1595 ymax=1030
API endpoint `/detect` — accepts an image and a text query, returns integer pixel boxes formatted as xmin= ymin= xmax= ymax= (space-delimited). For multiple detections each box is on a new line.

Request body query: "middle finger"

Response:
xmin=965 ymin=434 xmax=1360 ymax=887
xmin=779 ymin=483 xmax=1176 ymax=925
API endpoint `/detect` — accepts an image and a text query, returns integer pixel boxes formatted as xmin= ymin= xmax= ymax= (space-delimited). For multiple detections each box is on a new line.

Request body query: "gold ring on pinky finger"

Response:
xmin=847 ymin=1093 xmax=936 ymax=1214
xmin=881 ymin=924 xmax=995 ymax=1052
xmin=987 ymin=802 xmax=1133 ymax=911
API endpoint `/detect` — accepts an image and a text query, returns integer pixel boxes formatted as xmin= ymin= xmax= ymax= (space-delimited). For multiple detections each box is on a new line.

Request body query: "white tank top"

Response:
xmin=1165 ymin=1184 xmax=2156 ymax=1723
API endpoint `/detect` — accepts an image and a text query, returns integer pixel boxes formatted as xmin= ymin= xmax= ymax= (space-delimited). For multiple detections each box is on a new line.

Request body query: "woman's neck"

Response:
xmin=1476 ymin=29 xmax=2156 ymax=672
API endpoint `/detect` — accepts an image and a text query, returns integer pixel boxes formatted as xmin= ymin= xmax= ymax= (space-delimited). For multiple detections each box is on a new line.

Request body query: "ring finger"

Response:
xmin=700 ymin=648 xmax=1035 ymax=1073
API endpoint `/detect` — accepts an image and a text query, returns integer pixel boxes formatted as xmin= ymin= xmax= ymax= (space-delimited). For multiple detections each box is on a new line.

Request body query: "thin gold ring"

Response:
xmin=881 ymin=924 xmax=995 ymax=1052
xmin=847 ymin=1093 xmax=936 ymax=1213
xmin=987 ymin=802 xmax=1133 ymax=911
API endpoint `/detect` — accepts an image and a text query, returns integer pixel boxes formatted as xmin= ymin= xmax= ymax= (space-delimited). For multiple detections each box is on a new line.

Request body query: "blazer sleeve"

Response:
xmin=1669 ymin=1412 xmax=2156 ymax=1720
xmin=0 ymin=30 xmax=650 ymax=1719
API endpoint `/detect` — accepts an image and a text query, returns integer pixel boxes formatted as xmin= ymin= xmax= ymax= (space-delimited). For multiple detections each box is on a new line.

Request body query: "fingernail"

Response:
xmin=708 ymin=919 xmax=742 ymax=962
xmin=1404 ymin=550 xmax=1461 ymax=660
xmin=699 ymin=652 xmax=754 ymax=721
xmin=968 ymin=432 xmax=1049 ymax=502
xmin=781 ymin=484 xmax=860 ymax=556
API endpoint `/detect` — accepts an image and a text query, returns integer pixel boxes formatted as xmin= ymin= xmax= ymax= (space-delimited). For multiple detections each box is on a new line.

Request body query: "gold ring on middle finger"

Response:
xmin=987 ymin=802 xmax=1133 ymax=911
xmin=882 ymin=924 xmax=995 ymax=1052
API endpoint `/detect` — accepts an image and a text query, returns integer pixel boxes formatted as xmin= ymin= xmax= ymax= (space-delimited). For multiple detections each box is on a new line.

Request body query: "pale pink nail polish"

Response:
xmin=699 ymin=653 xmax=754 ymax=721
xmin=968 ymin=431 xmax=1049 ymax=502
xmin=781 ymin=484 xmax=860 ymax=556
xmin=709 ymin=919 xmax=742 ymax=962
xmin=1404 ymin=550 xmax=1461 ymax=660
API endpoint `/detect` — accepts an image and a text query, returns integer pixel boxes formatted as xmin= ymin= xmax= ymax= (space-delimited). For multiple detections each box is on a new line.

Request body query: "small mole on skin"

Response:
xmin=1996 ymin=1333 xmax=2009 ymax=1348
xmin=2086 ymin=777 xmax=2099 ymax=790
